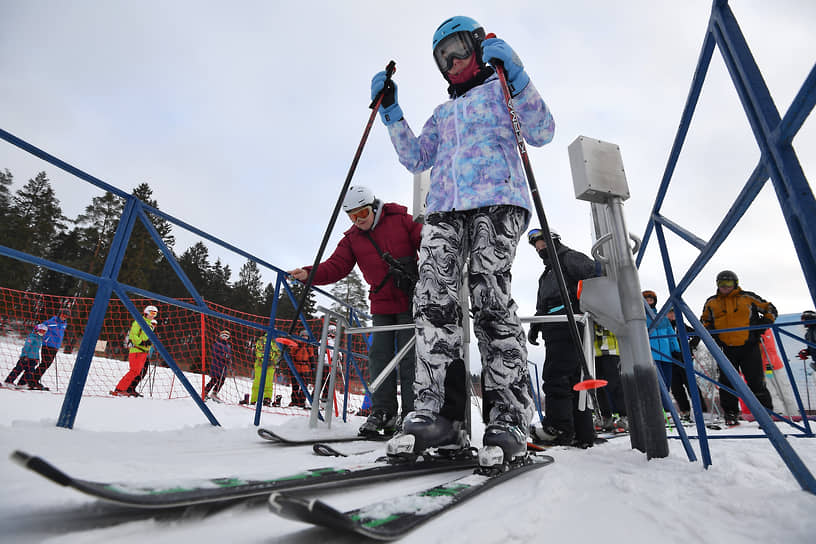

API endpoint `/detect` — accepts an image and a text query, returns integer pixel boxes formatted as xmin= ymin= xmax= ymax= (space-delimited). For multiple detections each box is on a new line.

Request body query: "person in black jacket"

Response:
xmin=798 ymin=310 xmax=816 ymax=372
xmin=526 ymin=228 xmax=597 ymax=448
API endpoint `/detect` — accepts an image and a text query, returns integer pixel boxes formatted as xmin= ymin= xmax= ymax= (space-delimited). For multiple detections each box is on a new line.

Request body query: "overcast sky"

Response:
xmin=1 ymin=1 xmax=814 ymax=342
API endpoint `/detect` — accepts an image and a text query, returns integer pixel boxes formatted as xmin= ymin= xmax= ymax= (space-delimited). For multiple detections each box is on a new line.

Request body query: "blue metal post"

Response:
xmin=654 ymin=223 xmax=709 ymax=466
xmin=57 ymin=198 xmax=138 ymax=428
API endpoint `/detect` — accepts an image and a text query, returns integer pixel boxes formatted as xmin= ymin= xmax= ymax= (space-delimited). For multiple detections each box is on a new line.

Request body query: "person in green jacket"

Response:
xmin=594 ymin=324 xmax=627 ymax=432
xmin=246 ymin=333 xmax=280 ymax=406
xmin=112 ymin=305 xmax=157 ymax=397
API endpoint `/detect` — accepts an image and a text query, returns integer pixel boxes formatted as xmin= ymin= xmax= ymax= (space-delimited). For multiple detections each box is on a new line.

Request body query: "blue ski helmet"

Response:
xmin=432 ymin=16 xmax=484 ymax=50
xmin=432 ymin=16 xmax=486 ymax=74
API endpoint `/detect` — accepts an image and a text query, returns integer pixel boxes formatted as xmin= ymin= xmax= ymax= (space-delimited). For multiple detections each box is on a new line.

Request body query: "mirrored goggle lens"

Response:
xmin=717 ymin=280 xmax=735 ymax=288
xmin=433 ymin=33 xmax=474 ymax=72
xmin=527 ymin=228 xmax=543 ymax=243
xmin=348 ymin=206 xmax=372 ymax=221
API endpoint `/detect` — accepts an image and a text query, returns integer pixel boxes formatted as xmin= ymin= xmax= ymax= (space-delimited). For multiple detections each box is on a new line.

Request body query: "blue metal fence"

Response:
xmin=635 ymin=0 xmax=816 ymax=493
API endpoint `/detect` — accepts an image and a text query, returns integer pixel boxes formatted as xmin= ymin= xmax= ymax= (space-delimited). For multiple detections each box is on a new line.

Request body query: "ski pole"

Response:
xmin=485 ymin=34 xmax=604 ymax=394
xmin=287 ymin=61 xmax=397 ymax=336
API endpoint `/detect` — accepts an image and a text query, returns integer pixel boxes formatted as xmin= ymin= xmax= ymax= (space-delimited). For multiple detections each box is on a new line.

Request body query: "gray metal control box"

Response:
xmin=568 ymin=136 xmax=630 ymax=202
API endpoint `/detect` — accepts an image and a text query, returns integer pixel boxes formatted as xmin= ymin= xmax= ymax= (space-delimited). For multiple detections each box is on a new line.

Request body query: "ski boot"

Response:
xmin=724 ymin=412 xmax=740 ymax=427
xmin=386 ymin=411 xmax=468 ymax=462
xmin=358 ymin=409 xmax=398 ymax=438
xmin=613 ymin=415 xmax=629 ymax=433
xmin=479 ymin=419 xmax=528 ymax=472
xmin=271 ymin=394 xmax=282 ymax=407
xmin=595 ymin=415 xmax=615 ymax=432
xmin=529 ymin=423 xmax=574 ymax=446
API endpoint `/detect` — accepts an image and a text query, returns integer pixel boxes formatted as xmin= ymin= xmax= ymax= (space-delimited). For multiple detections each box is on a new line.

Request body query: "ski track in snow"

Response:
xmin=2 ymin=388 xmax=816 ymax=543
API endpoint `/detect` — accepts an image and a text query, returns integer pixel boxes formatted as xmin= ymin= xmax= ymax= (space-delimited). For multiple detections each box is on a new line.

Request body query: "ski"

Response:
xmin=258 ymin=427 xmax=392 ymax=445
xmin=268 ymin=453 xmax=555 ymax=540
xmin=10 ymin=449 xmax=478 ymax=509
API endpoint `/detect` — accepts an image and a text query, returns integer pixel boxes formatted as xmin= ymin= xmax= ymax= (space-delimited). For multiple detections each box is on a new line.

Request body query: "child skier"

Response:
xmin=4 ymin=324 xmax=48 ymax=389
xmin=372 ymin=15 xmax=555 ymax=463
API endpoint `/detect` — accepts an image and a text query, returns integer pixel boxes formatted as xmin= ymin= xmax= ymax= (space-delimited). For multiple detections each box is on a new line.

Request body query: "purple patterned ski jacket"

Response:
xmin=386 ymin=74 xmax=554 ymax=217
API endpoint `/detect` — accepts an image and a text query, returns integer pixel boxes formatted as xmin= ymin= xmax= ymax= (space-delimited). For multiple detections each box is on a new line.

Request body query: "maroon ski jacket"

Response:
xmin=305 ymin=203 xmax=422 ymax=315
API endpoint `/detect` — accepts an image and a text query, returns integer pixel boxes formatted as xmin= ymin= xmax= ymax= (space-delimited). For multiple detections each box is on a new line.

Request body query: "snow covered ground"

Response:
xmin=2 ymin=388 xmax=816 ymax=544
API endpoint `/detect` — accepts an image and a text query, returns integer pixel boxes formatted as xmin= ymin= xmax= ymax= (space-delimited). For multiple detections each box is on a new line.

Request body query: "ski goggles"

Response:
xmin=717 ymin=280 xmax=736 ymax=288
xmin=347 ymin=205 xmax=372 ymax=221
xmin=433 ymin=32 xmax=475 ymax=73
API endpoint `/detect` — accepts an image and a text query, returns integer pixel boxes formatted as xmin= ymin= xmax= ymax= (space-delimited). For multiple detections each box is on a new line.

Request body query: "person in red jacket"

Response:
xmin=289 ymin=186 xmax=421 ymax=437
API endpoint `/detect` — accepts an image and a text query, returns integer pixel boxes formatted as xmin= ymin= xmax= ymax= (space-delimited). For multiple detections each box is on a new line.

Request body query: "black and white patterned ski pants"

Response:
xmin=413 ymin=205 xmax=533 ymax=428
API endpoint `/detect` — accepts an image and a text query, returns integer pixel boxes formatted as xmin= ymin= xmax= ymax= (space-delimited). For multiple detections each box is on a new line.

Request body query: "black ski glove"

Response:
xmin=528 ymin=324 xmax=541 ymax=346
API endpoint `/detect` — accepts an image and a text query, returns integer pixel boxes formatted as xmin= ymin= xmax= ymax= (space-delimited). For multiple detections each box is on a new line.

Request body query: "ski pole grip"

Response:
xmin=369 ymin=60 xmax=397 ymax=109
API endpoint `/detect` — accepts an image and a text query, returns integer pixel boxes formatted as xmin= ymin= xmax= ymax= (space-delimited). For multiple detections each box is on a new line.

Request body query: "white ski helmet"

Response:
xmin=144 ymin=305 xmax=158 ymax=315
xmin=342 ymin=186 xmax=376 ymax=212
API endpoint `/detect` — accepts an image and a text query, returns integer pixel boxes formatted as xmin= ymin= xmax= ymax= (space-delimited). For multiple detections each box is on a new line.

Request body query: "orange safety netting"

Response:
xmin=0 ymin=286 xmax=373 ymax=417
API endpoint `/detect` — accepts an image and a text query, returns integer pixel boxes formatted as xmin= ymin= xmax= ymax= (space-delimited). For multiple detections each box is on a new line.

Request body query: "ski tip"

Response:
xmin=268 ymin=492 xmax=319 ymax=516
xmin=10 ymin=450 xmax=32 ymax=466
xmin=257 ymin=428 xmax=281 ymax=442
xmin=10 ymin=450 xmax=73 ymax=486
xmin=313 ymin=443 xmax=345 ymax=457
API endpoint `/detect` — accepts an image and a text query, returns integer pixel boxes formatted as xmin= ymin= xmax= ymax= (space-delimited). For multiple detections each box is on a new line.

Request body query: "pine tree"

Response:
xmin=0 ymin=169 xmax=14 ymax=286
xmin=275 ymin=281 xmax=317 ymax=324
xmin=328 ymin=268 xmax=370 ymax=325
xmin=0 ymin=169 xmax=12 ymax=222
xmin=74 ymin=191 xmax=125 ymax=277
xmin=0 ymin=172 xmax=67 ymax=290
xmin=260 ymin=281 xmax=277 ymax=318
xmin=177 ymin=242 xmax=211 ymax=298
xmin=35 ymin=228 xmax=93 ymax=296
xmin=118 ymin=183 xmax=175 ymax=291
xmin=71 ymin=191 xmax=125 ymax=295
xmin=206 ymin=258 xmax=232 ymax=306
xmin=233 ymin=259 xmax=263 ymax=314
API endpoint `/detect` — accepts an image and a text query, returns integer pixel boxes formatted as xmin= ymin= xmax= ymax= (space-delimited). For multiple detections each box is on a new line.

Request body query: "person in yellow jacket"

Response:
xmin=700 ymin=270 xmax=777 ymax=426
xmin=112 ymin=305 xmax=157 ymax=397
xmin=593 ymin=324 xmax=627 ymax=431
xmin=242 ymin=333 xmax=280 ymax=407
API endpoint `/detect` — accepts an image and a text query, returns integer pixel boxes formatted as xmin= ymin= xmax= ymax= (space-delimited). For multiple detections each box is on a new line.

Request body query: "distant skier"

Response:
xmin=700 ymin=270 xmax=777 ymax=426
xmin=242 ymin=332 xmax=280 ymax=407
xmin=26 ymin=306 xmax=70 ymax=390
xmin=4 ymin=324 xmax=48 ymax=389
xmin=286 ymin=329 xmax=315 ymax=408
xmin=204 ymin=330 xmax=233 ymax=402
xmin=798 ymin=310 xmax=816 ymax=372
xmin=643 ymin=290 xmax=680 ymax=411
xmin=112 ymin=306 xmax=157 ymax=397
xmin=593 ymin=323 xmax=628 ymax=432
xmin=372 ymin=15 xmax=555 ymax=463
xmin=128 ymin=318 xmax=159 ymax=397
